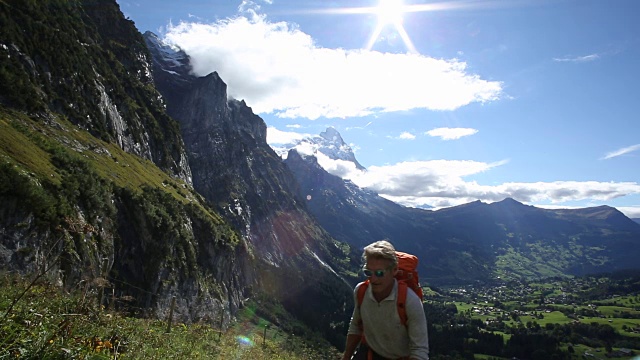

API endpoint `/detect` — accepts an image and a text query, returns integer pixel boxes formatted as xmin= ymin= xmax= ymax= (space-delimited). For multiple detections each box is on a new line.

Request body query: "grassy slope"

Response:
xmin=0 ymin=273 xmax=338 ymax=359
xmin=0 ymin=107 xmax=344 ymax=357
xmin=0 ymin=107 xmax=221 ymax=220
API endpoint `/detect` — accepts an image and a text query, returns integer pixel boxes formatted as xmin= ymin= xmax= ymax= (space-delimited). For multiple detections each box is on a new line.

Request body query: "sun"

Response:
xmin=307 ymin=0 xmax=497 ymax=53
xmin=376 ymin=0 xmax=405 ymax=26
xmin=308 ymin=0 xmax=464 ymax=53
xmin=366 ymin=0 xmax=417 ymax=53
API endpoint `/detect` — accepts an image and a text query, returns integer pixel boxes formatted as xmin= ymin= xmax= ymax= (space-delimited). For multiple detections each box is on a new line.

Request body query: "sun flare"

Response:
xmin=309 ymin=0 xmax=479 ymax=53
xmin=366 ymin=0 xmax=417 ymax=53
xmin=376 ymin=0 xmax=405 ymax=26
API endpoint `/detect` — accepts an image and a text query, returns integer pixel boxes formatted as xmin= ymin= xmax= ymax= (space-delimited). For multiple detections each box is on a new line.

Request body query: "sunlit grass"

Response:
xmin=0 ymin=107 xmax=227 ymax=233
xmin=597 ymin=305 xmax=640 ymax=317
xmin=0 ymin=107 xmax=187 ymax=201
xmin=515 ymin=311 xmax=572 ymax=326
xmin=579 ymin=317 xmax=640 ymax=338
xmin=0 ymin=273 xmax=340 ymax=359
xmin=0 ymin=112 xmax=61 ymax=185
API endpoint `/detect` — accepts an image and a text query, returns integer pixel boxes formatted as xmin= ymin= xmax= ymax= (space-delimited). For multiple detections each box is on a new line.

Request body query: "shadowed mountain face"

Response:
xmin=0 ymin=1 xmax=355 ymax=349
xmin=143 ymin=32 xmax=356 ymax=346
xmin=284 ymin=132 xmax=640 ymax=286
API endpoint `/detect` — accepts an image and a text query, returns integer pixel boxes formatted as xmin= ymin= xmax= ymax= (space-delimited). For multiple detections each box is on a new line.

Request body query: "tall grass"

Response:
xmin=0 ymin=273 xmax=340 ymax=359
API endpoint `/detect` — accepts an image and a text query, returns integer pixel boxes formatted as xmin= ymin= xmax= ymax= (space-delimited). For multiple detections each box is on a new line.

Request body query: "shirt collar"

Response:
xmin=366 ymin=279 xmax=398 ymax=302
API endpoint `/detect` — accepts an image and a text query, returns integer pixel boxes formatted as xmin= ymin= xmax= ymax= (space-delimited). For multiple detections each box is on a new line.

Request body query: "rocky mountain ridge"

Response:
xmin=284 ymin=128 xmax=640 ymax=285
xmin=143 ymin=33 xmax=356 ymax=345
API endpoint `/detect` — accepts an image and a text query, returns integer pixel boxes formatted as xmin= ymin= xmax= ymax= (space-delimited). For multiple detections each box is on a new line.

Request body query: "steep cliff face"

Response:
xmin=145 ymin=33 xmax=356 ymax=346
xmin=0 ymin=0 xmax=248 ymax=328
xmin=0 ymin=1 xmax=355 ymax=350
xmin=0 ymin=0 xmax=191 ymax=182
xmin=111 ymin=187 xmax=251 ymax=324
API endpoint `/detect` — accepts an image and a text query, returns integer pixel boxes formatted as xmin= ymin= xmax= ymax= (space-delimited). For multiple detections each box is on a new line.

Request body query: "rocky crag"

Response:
xmin=0 ymin=0 xmax=355 ymax=348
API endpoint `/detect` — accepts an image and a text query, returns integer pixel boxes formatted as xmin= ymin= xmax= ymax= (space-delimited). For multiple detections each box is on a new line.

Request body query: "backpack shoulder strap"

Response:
xmin=397 ymin=281 xmax=408 ymax=327
xmin=356 ymin=280 xmax=370 ymax=345
xmin=356 ymin=280 xmax=369 ymax=307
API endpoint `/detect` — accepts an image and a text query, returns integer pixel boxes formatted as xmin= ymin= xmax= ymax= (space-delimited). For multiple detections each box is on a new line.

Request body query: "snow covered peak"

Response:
xmin=313 ymin=127 xmax=362 ymax=168
xmin=275 ymin=127 xmax=366 ymax=171
xmin=320 ymin=127 xmax=343 ymax=143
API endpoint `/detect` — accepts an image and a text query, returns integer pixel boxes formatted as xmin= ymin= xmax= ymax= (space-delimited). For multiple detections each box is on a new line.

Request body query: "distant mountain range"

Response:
xmin=282 ymin=128 xmax=640 ymax=285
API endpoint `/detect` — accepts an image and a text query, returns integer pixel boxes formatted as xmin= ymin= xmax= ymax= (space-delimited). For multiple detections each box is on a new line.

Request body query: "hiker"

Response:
xmin=342 ymin=240 xmax=429 ymax=360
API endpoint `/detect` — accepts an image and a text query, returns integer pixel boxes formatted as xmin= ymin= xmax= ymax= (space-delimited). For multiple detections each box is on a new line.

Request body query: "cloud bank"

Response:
xmin=163 ymin=15 xmax=502 ymax=120
xmin=273 ymin=129 xmax=640 ymax=216
xmin=324 ymin=154 xmax=640 ymax=212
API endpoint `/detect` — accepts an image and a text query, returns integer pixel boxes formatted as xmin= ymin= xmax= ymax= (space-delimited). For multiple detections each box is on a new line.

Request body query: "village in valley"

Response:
xmin=424 ymin=274 xmax=640 ymax=359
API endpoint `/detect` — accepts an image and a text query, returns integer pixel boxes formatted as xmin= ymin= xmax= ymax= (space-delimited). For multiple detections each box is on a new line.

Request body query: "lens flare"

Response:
xmin=292 ymin=1 xmax=519 ymax=54
xmin=236 ymin=335 xmax=254 ymax=347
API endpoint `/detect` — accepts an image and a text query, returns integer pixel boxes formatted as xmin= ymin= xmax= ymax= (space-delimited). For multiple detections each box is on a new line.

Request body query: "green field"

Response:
xmin=440 ymin=276 xmax=640 ymax=359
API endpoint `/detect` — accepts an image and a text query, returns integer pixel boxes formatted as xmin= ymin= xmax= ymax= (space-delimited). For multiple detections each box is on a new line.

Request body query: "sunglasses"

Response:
xmin=363 ymin=267 xmax=390 ymax=278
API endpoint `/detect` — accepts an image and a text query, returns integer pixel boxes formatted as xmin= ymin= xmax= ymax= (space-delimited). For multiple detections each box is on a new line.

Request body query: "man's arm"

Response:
xmin=341 ymin=334 xmax=361 ymax=360
xmin=343 ymin=284 xmax=364 ymax=360
xmin=406 ymin=291 xmax=429 ymax=360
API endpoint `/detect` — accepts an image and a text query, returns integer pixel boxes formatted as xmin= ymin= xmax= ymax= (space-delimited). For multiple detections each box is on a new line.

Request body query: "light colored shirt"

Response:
xmin=347 ymin=280 xmax=429 ymax=360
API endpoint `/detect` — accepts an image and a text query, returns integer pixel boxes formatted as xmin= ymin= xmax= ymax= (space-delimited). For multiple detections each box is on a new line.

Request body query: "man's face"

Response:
xmin=364 ymin=257 xmax=396 ymax=295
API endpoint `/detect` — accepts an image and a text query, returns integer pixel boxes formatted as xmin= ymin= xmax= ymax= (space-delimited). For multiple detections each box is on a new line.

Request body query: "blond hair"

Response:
xmin=363 ymin=240 xmax=397 ymax=268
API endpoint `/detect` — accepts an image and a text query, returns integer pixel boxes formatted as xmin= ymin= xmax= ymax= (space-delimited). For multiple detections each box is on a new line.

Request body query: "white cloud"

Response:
xmin=296 ymin=152 xmax=640 ymax=215
xmin=266 ymin=126 xmax=310 ymax=144
xmin=426 ymin=127 xmax=478 ymax=140
xmin=615 ymin=206 xmax=640 ymax=219
xmin=553 ymin=54 xmax=600 ymax=63
xmin=378 ymin=179 xmax=640 ymax=211
xmin=163 ymin=16 xmax=502 ymax=120
xmin=398 ymin=132 xmax=416 ymax=140
xmin=602 ymin=144 xmax=640 ymax=159
xmin=315 ymin=151 xmax=361 ymax=178
xmin=238 ymin=1 xmax=262 ymax=18
xmin=306 ymin=156 xmax=507 ymax=198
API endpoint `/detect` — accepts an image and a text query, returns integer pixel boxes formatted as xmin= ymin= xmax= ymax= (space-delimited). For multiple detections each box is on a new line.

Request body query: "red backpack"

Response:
xmin=357 ymin=251 xmax=423 ymax=327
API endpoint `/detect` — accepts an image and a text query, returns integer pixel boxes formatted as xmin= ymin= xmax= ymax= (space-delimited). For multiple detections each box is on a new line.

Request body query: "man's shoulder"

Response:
xmin=355 ymin=281 xmax=369 ymax=293
xmin=355 ymin=281 xmax=370 ymax=303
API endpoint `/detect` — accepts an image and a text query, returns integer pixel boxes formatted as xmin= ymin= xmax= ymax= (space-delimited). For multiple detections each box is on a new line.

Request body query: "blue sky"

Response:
xmin=117 ymin=0 xmax=640 ymax=218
